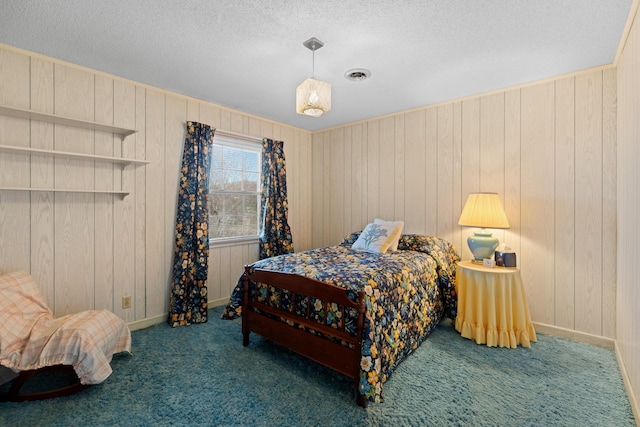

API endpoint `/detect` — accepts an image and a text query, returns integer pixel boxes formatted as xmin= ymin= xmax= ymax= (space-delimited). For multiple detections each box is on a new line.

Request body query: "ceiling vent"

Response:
xmin=345 ymin=69 xmax=371 ymax=82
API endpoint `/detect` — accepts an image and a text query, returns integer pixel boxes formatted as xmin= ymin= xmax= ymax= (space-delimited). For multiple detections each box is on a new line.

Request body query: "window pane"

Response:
xmin=211 ymin=146 xmax=224 ymax=192
xmin=246 ymin=193 xmax=259 ymax=235
xmin=243 ymin=171 xmax=259 ymax=192
xmin=240 ymin=194 xmax=256 ymax=215
xmin=209 ymin=196 xmax=223 ymax=238
xmin=224 ymin=170 xmax=243 ymax=191
xmin=210 ymin=195 xmax=223 ymax=216
xmin=210 ymin=216 xmax=225 ymax=239
xmin=226 ymin=215 xmax=244 ymax=238
xmin=224 ymin=193 xmax=242 ymax=215
xmin=211 ymin=146 xmax=223 ymax=169
xmin=224 ymin=194 xmax=244 ymax=237
xmin=223 ymin=147 xmax=243 ymax=170
xmin=210 ymin=169 xmax=224 ymax=191
xmin=243 ymin=151 xmax=259 ymax=172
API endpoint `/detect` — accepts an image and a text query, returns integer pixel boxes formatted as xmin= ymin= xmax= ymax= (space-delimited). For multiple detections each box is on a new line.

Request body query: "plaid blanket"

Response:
xmin=0 ymin=271 xmax=131 ymax=384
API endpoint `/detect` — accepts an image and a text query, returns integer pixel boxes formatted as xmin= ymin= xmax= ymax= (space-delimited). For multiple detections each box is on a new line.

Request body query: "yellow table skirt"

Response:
xmin=455 ymin=261 xmax=537 ymax=348
xmin=455 ymin=318 xmax=537 ymax=348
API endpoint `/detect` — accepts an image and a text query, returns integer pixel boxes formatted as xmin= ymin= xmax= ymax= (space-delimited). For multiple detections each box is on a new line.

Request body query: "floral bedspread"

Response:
xmin=222 ymin=233 xmax=460 ymax=403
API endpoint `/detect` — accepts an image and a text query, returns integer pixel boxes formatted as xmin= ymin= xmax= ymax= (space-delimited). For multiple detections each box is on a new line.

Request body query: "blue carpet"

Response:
xmin=0 ymin=306 xmax=635 ymax=427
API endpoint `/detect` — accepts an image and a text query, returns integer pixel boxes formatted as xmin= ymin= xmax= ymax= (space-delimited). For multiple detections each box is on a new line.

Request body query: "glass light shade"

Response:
xmin=458 ymin=193 xmax=510 ymax=261
xmin=296 ymin=78 xmax=331 ymax=117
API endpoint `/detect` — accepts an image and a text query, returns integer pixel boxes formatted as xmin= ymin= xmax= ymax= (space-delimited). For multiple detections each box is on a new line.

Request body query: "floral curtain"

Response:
xmin=168 ymin=122 xmax=214 ymax=327
xmin=259 ymin=138 xmax=294 ymax=259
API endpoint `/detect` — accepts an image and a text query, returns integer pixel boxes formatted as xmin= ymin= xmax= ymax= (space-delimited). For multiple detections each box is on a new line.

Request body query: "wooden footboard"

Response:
xmin=241 ymin=265 xmax=367 ymax=407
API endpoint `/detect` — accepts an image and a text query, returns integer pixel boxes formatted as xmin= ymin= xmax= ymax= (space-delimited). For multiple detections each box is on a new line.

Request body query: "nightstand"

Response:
xmin=454 ymin=260 xmax=537 ymax=348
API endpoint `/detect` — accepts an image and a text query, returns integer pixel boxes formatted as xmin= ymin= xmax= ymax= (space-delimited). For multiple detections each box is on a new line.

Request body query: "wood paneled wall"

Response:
xmin=616 ymin=2 xmax=640 ymax=418
xmin=2 ymin=13 xmax=637 ymax=418
xmin=0 ymin=45 xmax=312 ymax=321
xmin=311 ymin=68 xmax=617 ymax=338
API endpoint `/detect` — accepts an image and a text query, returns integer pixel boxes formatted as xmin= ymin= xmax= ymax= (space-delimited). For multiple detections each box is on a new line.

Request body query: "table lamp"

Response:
xmin=458 ymin=192 xmax=510 ymax=262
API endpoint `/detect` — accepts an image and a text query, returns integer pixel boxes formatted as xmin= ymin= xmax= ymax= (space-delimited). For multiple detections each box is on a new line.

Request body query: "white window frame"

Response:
xmin=208 ymin=134 xmax=261 ymax=246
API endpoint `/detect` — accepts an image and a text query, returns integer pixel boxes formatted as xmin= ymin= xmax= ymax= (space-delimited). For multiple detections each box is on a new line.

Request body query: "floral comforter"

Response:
xmin=222 ymin=233 xmax=460 ymax=403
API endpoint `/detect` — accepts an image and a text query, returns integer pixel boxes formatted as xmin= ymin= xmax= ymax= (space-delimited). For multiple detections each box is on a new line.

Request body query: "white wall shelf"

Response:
xmin=0 ymin=105 xmax=137 ymax=137
xmin=0 ymin=105 xmax=146 ymax=196
xmin=0 ymin=144 xmax=150 ymax=165
xmin=0 ymin=187 xmax=129 ymax=196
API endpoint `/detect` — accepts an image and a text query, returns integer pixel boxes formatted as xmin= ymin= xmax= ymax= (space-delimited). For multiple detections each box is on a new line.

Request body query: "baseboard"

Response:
xmin=532 ymin=321 xmax=615 ymax=349
xmin=208 ymin=297 xmax=231 ymax=308
xmin=126 ymin=298 xmax=230 ymax=332
xmin=615 ymin=341 xmax=640 ymax=426
xmin=127 ymin=313 xmax=166 ymax=331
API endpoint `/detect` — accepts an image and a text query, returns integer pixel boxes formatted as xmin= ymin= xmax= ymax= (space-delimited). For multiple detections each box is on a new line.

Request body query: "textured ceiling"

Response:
xmin=0 ymin=0 xmax=633 ymax=131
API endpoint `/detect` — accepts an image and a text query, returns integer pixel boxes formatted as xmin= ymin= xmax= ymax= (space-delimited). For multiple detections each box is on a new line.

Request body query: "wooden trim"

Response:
xmin=615 ymin=341 xmax=640 ymax=425
xmin=532 ymin=321 xmax=615 ymax=349
xmin=613 ymin=0 xmax=640 ymax=65
xmin=214 ymin=128 xmax=263 ymax=144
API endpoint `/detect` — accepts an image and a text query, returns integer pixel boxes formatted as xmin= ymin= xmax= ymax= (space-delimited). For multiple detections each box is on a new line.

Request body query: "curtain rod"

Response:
xmin=214 ymin=128 xmax=263 ymax=144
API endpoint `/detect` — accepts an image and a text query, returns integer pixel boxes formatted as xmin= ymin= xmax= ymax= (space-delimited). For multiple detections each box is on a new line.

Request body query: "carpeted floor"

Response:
xmin=0 ymin=306 xmax=635 ymax=427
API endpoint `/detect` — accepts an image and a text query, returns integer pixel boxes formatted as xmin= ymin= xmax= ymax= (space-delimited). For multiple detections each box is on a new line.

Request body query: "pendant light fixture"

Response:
xmin=296 ymin=37 xmax=331 ymax=117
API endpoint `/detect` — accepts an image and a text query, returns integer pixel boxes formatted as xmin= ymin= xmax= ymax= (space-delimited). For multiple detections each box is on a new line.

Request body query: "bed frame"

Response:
xmin=241 ymin=266 xmax=367 ymax=407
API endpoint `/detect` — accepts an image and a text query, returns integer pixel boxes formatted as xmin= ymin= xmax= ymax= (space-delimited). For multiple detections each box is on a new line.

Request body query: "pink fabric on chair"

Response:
xmin=0 ymin=271 xmax=131 ymax=385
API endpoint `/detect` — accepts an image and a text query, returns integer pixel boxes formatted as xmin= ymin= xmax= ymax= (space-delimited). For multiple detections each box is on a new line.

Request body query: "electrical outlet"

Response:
xmin=122 ymin=295 xmax=132 ymax=309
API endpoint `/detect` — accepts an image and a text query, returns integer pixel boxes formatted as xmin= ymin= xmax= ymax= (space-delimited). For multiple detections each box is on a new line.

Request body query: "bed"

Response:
xmin=221 ymin=232 xmax=460 ymax=406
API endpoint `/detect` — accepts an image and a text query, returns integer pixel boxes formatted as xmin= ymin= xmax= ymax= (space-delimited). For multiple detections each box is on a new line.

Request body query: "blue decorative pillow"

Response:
xmin=351 ymin=222 xmax=402 ymax=254
xmin=373 ymin=218 xmax=404 ymax=251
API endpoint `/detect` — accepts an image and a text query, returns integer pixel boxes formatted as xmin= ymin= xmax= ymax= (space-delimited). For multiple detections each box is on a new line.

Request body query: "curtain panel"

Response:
xmin=259 ymin=138 xmax=294 ymax=259
xmin=168 ymin=122 xmax=214 ymax=327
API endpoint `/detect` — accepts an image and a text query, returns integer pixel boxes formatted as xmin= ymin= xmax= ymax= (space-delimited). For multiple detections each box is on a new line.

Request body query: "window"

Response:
xmin=209 ymin=135 xmax=261 ymax=242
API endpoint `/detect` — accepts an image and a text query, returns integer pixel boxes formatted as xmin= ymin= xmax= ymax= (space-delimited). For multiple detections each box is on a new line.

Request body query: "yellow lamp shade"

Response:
xmin=458 ymin=193 xmax=510 ymax=229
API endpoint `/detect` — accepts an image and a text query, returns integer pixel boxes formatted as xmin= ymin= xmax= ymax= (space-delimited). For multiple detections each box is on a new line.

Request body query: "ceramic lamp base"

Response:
xmin=467 ymin=230 xmax=499 ymax=261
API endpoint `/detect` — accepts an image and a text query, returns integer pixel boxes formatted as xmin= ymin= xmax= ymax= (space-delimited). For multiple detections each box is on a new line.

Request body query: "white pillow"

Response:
xmin=373 ymin=218 xmax=404 ymax=251
xmin=352 ymin=222 xmax=402 ymax=254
